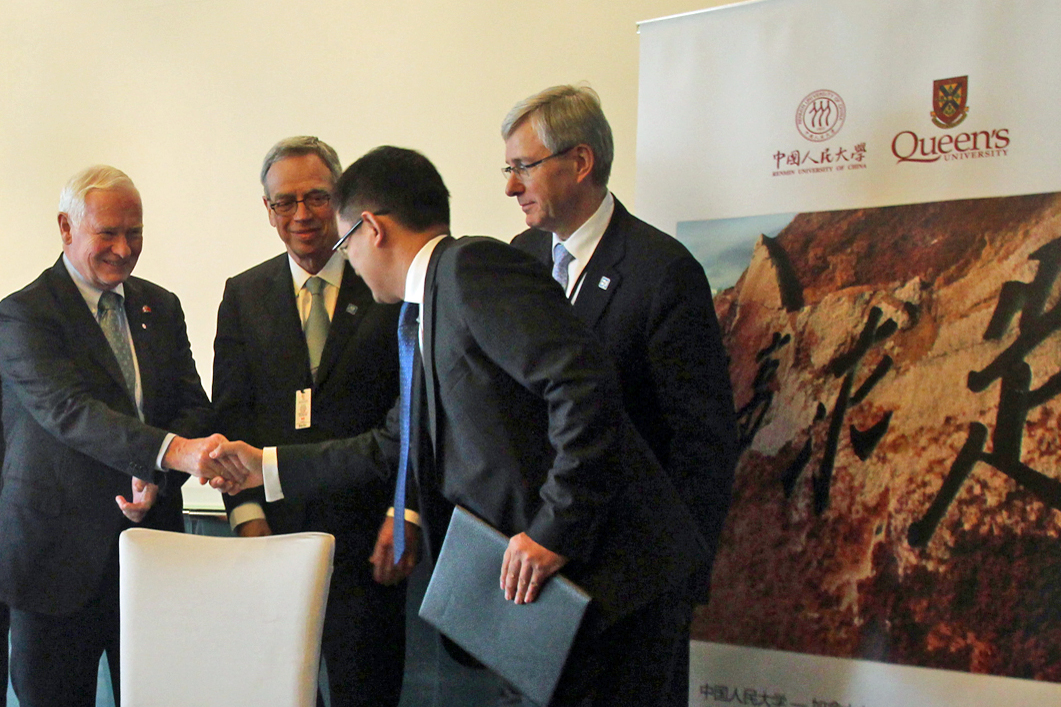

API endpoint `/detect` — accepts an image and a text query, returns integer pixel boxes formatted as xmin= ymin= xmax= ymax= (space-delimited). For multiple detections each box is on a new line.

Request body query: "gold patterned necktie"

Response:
xmin=304 ymin=276 xmax=329 ymax=382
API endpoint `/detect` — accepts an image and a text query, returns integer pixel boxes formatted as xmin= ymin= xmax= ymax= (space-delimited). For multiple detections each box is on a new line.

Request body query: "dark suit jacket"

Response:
xmin=0 ymin=257 xmax=212 ymax=615
xmin=212 ymin=254 xmax=400 ymax=581
xmin=512 ymin=199 xmax=738 ymax=597
xmin=276 ymin=236 xmax=708 ymax=629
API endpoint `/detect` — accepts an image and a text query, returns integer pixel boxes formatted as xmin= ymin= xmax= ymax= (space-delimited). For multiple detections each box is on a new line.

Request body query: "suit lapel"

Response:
xmin=315 ymin=264 xmax=371 ymax=387
xmin=570 ymin=200 xmax=629 ymax=329
xmin=267 ymin=260 xmax=314 ymax=388
xmin=420 ymin=236 xmax=452 ymax=461
xmin=124 ymin=279 xmax=154 ymax=414
xmin=47 ymin=259 xmax=132 ymax=404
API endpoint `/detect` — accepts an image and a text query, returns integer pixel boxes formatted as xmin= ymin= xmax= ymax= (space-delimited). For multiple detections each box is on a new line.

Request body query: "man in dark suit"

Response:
xmin=502 ymin=85 xmax=739 ymax=704
xmin=0 ymin=165 xmax=226 ymax=707
xmin=212 ymin=137 xmax=405 ymax=707
xmin=213 ymin=146 xmax=710 ymax=706
xmin=1 ymin=386 xmax=6 ymax=707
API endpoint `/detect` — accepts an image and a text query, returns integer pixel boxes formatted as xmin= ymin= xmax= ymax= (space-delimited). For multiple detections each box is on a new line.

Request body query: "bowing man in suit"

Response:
xmin=0 ymin=165 xmax=227 ymax=707
xmin=212 ymin=146 xmax=711 ymax=706
xmin=503 ymin=85 xmax=739 ymax=704
xmin=212 ymin=136 xmax=405 ymax=707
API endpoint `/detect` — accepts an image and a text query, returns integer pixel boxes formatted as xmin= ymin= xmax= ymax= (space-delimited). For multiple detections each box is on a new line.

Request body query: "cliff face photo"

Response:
xmin=699 ymin=192 xmax=1061 ymax=681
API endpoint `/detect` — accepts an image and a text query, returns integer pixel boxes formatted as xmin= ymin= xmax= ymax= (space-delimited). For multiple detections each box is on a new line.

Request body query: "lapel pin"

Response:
xmin=598 ymin=276 xmax=611 ymax=290
xmin=346 ymin=304 xmax=359 ymax=316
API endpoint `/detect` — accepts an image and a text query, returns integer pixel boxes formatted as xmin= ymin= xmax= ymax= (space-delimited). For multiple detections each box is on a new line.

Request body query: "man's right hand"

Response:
xmin=208 ymin=440 xmax=265 ymax=494
xmin=162 ymin=434 xmax=240 ymax=483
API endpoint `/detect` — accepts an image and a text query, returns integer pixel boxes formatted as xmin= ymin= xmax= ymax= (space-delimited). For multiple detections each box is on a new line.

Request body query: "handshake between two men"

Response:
xmin=147 ymin=437 xmax=567 ymax=604
xmin=113 ymin=434 xmax=261 ymax=524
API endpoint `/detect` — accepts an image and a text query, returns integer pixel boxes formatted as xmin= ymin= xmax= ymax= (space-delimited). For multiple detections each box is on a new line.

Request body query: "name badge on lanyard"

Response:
xmin=295 ymin=388 xmax=312 ymax=430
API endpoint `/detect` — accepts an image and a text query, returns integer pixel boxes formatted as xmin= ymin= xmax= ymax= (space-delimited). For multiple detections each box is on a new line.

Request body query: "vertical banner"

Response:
xmin=636 ymin=1 xmax=1061 ymax=705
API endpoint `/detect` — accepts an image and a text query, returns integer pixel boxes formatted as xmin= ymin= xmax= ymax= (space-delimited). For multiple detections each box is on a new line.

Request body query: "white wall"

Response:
xmin=1 ymin=0 xmax=735 ymax=391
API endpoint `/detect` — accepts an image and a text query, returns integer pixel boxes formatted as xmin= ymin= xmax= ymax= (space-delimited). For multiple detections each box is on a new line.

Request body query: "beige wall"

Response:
xmin=0 ymin=0 xmax=737 ymax=388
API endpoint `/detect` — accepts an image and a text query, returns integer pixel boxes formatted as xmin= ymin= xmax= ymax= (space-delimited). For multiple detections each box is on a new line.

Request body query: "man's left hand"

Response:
xmin=501 ymin=532 xmax=568 ymax=605
xmin=116 ymin=477 xmax=158 ymax=523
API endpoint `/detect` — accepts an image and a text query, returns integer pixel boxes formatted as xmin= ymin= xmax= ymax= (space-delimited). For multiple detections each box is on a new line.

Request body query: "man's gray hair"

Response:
xmin=58 ymin=165 xmax=138 ymax=227
xmin=501 ymin=84 xmax=614 ymax=187
xmin=260 ymin=136 xmax=341 ymax=196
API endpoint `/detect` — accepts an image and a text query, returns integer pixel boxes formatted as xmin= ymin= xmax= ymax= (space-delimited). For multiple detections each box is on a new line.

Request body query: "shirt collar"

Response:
xmin=403 ymin=234 xmax=448 ymax=305
xmin=551 ymin=191 xmax=614 ymax=261
xmin=288 ymin=249 xmax=345 ymax=294
xmin=63 ymin=253 xmax=126 ymax=314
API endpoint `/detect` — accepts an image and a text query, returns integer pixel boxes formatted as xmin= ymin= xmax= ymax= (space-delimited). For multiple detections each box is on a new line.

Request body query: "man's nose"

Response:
xmin=112 ymin=235 xmax=132 ymax=258
xmin=505 ymin=172 xmax=523 ymax=197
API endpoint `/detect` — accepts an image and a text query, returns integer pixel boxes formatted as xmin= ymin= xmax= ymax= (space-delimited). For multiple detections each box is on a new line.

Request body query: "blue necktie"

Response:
xmin=552 ymin=242 xmax=574 ymax=293
xmin=393 ymin=301 xmax=419 ymax=564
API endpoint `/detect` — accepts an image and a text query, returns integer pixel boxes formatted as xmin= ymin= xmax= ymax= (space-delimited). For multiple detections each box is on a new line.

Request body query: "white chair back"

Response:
xmin=119 ymin=528 xmax=334 ymax=707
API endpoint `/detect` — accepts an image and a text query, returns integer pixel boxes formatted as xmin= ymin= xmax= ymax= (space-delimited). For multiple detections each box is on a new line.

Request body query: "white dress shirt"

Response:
xmin=552 ymin=192 xmax=614 ymax=302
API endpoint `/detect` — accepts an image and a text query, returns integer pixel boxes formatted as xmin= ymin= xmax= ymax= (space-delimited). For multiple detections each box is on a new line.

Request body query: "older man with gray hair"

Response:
xmin=503 ymin=85 xmax=739 ymax=705
xmin=0 ymin=165 xmax=225 ymax=707
xmin=212 ymin=137 xmax=405 ymax=707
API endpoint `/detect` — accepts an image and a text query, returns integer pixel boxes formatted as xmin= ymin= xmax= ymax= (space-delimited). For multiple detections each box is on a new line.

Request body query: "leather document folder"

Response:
xmin=418 ymin=506 xmax=592 ymax=706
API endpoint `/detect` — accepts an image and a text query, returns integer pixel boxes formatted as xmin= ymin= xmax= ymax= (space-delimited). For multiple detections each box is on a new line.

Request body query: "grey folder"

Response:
xmin=418 ymin=506 xmax=592 ymax=706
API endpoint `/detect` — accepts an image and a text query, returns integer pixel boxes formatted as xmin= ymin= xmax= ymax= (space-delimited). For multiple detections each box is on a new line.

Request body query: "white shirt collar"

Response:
xmin=551 ymin=191 xmax=614 ymax=262
xmin=288 ymin=249 xmax=345 ymax=293
xmin=63 ymin=253 xmax=126 ymax=314
xmin=403 ymin=234 xmax=448 ymax=305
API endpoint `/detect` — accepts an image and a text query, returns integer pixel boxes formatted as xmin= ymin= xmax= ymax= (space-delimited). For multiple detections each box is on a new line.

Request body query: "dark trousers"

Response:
xmin=320 ymin=571 xmax=407 ymax=707
xmin=8 ymin=565 xmax=120 ymax=707
xmin=2 ymin=602 xmax=8 ymax=707
xmin=496 ymin=585 xmax=693 ymax=707
xmin=551 ymin=586 xmax=693 ymax=707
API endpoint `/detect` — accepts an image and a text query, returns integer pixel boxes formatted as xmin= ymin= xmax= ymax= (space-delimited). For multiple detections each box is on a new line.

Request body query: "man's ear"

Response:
xmin=58 ymin=213 xmax=73 ymax=245
xmin=263 ymin=195 xmax=278 ymax=228
xmin=362 ymin=211 xmax=387 ymax=246
xmin=571 ymin=144 xmax=596 ymax=185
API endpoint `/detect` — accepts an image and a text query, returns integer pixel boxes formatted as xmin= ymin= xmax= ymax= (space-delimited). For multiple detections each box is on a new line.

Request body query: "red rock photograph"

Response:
xmin=694 ymin=192 xmax=1061 ymax=682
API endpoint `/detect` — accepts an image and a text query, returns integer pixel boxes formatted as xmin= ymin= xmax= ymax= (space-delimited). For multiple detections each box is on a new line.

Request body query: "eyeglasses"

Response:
xmin=268 ymin=190 xmax=332 ymax=216
xmin=501 ymin=147 xmax=574 ymax=180
xmin=332 ymin=211 xmax=391 ymax=252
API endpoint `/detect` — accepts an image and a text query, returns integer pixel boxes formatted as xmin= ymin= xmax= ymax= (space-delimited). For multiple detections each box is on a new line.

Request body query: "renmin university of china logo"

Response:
xmin=931 ymin=75 xmax=969 ymax=128
xmin=796 ymin=90 xmax=846 ymax=142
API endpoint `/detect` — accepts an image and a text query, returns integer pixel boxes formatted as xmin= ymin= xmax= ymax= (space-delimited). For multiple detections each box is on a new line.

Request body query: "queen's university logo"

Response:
xmin=931 ymin=76 xmax=969 ymax=128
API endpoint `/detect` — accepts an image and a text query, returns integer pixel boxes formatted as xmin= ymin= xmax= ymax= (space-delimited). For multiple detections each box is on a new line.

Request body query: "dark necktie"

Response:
xmin=304 ymin=276 xmax=329 ymax=382
xmin=98 ymin=290 xmax=136 ymax=397
xmin=393 ymin=301 xmax=419 ymax=564
xmin=552 ymin=242 xmax=574 ymax=293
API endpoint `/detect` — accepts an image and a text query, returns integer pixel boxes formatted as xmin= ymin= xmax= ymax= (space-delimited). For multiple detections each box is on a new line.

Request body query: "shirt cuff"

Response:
xmin=156 ymin=433 xmax=177 ymax=471
xmin=386 ymin=506 xmax=421 ymax=527
xmin=263 ymin=447 xmax=284 ymax=503
xmin=228 ymin=502 xmax=266 ymax=531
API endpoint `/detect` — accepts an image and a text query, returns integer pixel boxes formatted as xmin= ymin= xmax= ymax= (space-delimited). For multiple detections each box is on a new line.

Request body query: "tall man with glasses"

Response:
xmin=503 ymin=85 xmax=739 ymax=705
xmin=0 ymin=165 xmax=227 ymax=707
xmin=212 ymin=136 xmax=406 ymax=707
xmin=1 ymin=400 xmax=6 ymax=707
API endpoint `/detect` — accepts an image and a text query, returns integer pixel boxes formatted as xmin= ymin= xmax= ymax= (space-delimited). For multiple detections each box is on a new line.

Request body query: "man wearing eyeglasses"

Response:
xmin=211 ymin=137 xmax=405 ymax=707
xmin=503 ymin=85 xmax=739 ymax=706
